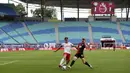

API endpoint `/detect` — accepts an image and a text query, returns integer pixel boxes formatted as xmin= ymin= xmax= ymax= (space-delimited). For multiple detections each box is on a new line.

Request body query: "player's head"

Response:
xmin=82 ymin=38 xmax=86 ymax=43
xmin=64 ymin=37 xmax=68 ymax=43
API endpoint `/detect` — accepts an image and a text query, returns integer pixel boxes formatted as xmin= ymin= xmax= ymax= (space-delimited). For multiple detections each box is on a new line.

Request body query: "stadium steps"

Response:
xmin=88 ymin=24 xmax=93 ymax=43
xmin=22 ymin=22 xmax=38 ymax=44
xmin=9 ymin=21 xmax=34 ymax=44
xmin=0 ymin=22 xmax=18 ymax=44
xmin=54 ymin=24 xmax=59 ymax=43
xmin=116 ymin=22 xmax=126 ymax=42
xmin=25 ymin=22 xmax=56 ymax=43
xmin=0 ymin=21 xmax=39 ymax=44
xmin=120 ymin=22 xmax=130 ymax=43
xmin=1 ymin=22 xmax=29 ymax=44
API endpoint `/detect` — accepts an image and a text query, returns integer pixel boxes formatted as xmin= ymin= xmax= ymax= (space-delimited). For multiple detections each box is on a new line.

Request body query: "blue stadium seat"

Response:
xmin=0 ymin=22 xmax=18 ymax=44
xmin=58 ymin=22 xmax=89 ymax=44
xmin=0 ymin=21 xmax=37 ymax=44
xmin=120 ymin=22 xmax=130 ymax=42
xmin=0 ymin=21 xmax=128 ymax=44
xmin=26 ymin=22 xmax=56 ymax=43
xmin=90 ymin=21 xmax=122 ymax=43
xmin=0 ymin=4 xmax=17 ymax=15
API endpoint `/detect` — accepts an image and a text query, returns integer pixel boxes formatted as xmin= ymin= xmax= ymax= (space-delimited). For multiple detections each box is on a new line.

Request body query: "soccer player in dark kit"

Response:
xmin=68 ymin=38 xmax=93 ymax=69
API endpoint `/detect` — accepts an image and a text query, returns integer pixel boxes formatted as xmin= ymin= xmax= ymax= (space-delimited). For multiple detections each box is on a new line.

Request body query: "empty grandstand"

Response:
xmin=0 ymin=21 xmax=129 ymax=44
xmin=0 ymin=1 xmax=130 ymax=73
xmin=0 ymin=0 xmax=130 ymax=51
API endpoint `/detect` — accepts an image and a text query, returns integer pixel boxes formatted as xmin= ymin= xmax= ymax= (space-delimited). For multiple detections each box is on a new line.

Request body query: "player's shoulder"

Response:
xmin=68 ymin=42 xmax=72 ymax=44
xmin=61 ymin=43 xmax=65 ymax=45
xmin=68 ymin=42 xmax=73 ymax=45
xmin=62 ymin=42 xmax=73 ymax=45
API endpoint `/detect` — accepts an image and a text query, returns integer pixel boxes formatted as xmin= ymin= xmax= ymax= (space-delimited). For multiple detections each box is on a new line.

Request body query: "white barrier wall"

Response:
xmin=88 ymin=16 xmax=117 ymax=22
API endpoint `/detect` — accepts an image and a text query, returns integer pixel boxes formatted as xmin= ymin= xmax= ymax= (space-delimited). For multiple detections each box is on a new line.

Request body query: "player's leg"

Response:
xmin=113 ymin=47 xmax=116 ymax=51
xmin=81 ymin=57 xmax=93 ymax=69
xmin=69 ymin=54 xmax=79 ymax=68
xmin=59 ymin=53 xmax=67 ymax=67
xmin=66 ymin=53 xmax=70 ymax=65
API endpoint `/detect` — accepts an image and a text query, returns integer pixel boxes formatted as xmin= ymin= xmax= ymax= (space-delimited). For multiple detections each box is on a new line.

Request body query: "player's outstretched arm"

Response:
xmin=71 ymin=45 xmax=78 ymax=50
xmin=54 ymin=45 xmax=62 ymax=52
xmin=84 ymin=42 xmax=89 ymax=48
xmin=75 ymin=46 xmax=79 ymax=50
xmin=72 ymin=45 xmax=77 ymax=48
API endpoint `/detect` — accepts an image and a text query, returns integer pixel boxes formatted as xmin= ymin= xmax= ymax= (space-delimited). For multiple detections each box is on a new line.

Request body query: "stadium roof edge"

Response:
xmin=20 ymin=0 xmax=130 ymax=8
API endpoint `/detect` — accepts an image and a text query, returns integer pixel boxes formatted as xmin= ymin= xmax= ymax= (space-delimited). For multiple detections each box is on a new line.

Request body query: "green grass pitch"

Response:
xmin=0 ymin=50 xmax=130 ymax=73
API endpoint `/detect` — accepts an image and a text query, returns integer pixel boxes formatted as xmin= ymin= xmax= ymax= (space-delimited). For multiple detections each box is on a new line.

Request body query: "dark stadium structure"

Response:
xmin=0 ymin=1 xmax=130 ymax=73
xmin=20 ymin=0 xmax=129 ymax=8
xmin=20 ymin=0 xmax=130 ymax=21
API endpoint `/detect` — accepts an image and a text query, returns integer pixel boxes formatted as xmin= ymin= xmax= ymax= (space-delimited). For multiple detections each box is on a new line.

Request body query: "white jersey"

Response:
xmin=62 ymin=42 xmax=73 ymax=54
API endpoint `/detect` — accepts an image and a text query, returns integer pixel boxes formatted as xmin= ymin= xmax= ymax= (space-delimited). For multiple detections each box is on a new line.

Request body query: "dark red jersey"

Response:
xmin=76 ymin=43 xmax=87 ymax=54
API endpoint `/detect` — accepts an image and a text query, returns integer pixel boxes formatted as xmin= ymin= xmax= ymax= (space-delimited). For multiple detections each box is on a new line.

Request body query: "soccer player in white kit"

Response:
xmin=54 ymin=37 xmax=74 ymax=68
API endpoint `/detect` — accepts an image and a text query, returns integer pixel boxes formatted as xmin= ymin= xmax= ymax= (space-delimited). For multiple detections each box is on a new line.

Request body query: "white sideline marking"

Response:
xmin=0 ymin=60 xmax=19 ymax=66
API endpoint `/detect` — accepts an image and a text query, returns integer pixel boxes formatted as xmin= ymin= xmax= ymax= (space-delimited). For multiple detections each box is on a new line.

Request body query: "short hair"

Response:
xmin=82 ymin=38 xmax=86 ymax=40
xmin=64 ymin=37 xmax=68 ymax=40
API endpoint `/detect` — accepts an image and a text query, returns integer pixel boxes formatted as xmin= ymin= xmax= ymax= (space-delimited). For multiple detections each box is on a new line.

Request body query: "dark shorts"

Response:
xmin=75 ymin=53 xmax=84 ymax=58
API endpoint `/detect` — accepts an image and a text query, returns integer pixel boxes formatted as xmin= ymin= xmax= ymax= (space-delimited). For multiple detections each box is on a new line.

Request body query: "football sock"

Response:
xmin=84 ymin=62 xmax=91 ymax=67
xmin=70 ymin=60 xmax=75 ymax=67
xmin=60 ymin=58 xmax=64 ymax=66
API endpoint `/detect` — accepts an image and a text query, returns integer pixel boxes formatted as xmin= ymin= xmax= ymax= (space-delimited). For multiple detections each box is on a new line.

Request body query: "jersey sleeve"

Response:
xmin=70 ymin=43 xmax=74 ymax=47
xmin=77 ymin=43 xmax=81 ymax=48
xmin=61 ymin=43 xmax=64 ymax=47
xmin=85 ymin=43 xmax=88 ymax=48
xmin=76 ymin=43 xmax=81 ymax=50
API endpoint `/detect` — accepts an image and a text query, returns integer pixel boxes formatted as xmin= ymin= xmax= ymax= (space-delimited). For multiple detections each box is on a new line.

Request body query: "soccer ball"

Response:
xmin=61 ymin=66 xmax=67 ymax=70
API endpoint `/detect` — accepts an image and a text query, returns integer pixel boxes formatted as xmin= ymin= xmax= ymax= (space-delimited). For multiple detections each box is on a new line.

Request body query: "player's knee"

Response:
xmin=83 ymin=61 xmax=86 ymax=64
xmin=73 ymin=56 xmax=77 ymax=61
xmin=81 ymin=58 xmax=86 ymax=64
xmin=62 ymin=57 xmax=65 ymax=60
xmin=67 ymin=59 xmax=70 ymax=62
